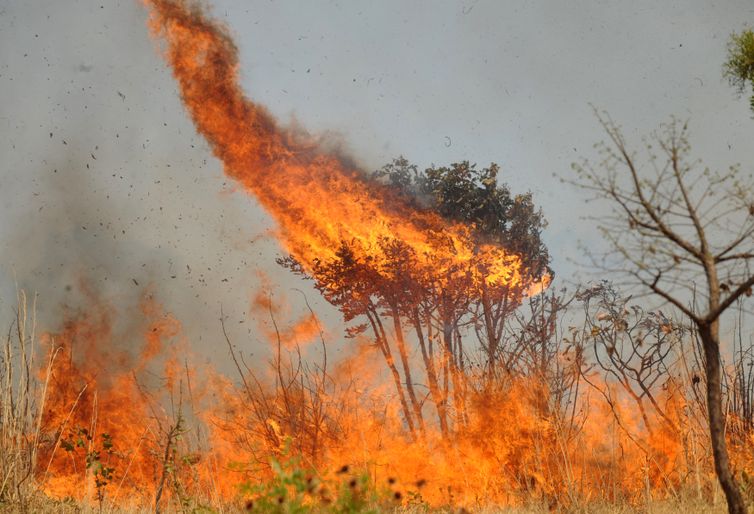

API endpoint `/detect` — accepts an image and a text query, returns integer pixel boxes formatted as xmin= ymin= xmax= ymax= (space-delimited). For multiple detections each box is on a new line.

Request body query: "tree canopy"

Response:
xmin=372 ymin=157 xmax=550 ymax=279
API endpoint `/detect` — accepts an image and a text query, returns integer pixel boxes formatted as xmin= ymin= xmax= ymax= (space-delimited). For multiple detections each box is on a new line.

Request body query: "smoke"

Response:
xmin=0 ymin=0 xmax=336 ymax=369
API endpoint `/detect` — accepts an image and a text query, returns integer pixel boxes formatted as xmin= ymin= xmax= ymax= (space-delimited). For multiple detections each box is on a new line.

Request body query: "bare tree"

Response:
xmin=571 ymin=111 xmax=754 ymax=514
xmin=576 ymin=282 xmax=681 ymax=436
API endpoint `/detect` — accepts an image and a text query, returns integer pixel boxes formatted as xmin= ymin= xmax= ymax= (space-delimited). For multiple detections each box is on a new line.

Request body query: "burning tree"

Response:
xmin=281 ymin=158 xmax=550 ymax=440
xmin=571 ymin=112 xmax=754 ymax=514
xmin=373 ymin=157 xmax=550 ymax=378
xmin=144 ymin=0 xmax=550 ymax=444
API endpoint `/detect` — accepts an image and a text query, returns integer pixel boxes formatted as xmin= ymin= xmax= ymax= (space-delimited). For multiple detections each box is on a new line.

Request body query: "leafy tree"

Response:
xmin=373 ymin=158 xmax=549 ymax=278
xmin=571 ymin=112 xmax=754 ymax=514
xmin=724 ymin=28 xmax=754 ymax=114
xmin=373 ymin=158 xmax=550 ymax=379
xmin=282 ymin=158 xmax=550 ymax=439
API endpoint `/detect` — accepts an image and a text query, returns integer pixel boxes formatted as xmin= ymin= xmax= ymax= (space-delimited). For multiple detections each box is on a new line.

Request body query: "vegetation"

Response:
xmin=569 ymin=112 xmax=754 ymax=514
xmin=725 ymin=28 xmax=754 ymax=114
xmin=280 ymin=159 xmax=549 ymax=441
xmin=1 ymin=139 xmax=752 ymax=514
xmin=371 ymin=158 xmax=549 ymax=277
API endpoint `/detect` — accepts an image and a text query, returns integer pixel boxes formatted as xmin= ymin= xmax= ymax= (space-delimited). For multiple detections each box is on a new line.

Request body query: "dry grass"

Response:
xmin=0 ymin=290 xmax=750 ymax=513
xmin=0 ymin=290 xmax=55 ymax=509
xmin=0 ymin=496 xmax=737 ymax=514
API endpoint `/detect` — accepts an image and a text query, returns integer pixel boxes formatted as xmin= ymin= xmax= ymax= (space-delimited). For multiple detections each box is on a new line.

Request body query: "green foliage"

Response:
xmin=724 ymin=28 xmax=754 ymax=113
xmin=372 ymin=157 xmax=549 ymax=278
xmin=240 ymin=444 xmax=396 ymax=513
xmin=61 ymin=428 xmax=116 ymax=511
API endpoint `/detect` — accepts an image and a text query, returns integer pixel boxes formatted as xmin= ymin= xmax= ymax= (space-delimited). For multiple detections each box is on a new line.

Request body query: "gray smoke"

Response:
xmin=0 ymin=0 xmax=337 ymax=371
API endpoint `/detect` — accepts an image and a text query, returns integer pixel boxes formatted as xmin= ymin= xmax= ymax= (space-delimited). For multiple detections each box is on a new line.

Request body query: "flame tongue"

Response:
xmin=145 ymin=0 xmax=527 ymax=290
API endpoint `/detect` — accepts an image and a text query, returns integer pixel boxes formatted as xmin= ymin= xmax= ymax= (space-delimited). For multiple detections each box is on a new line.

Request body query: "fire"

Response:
xmin=32 ymin=294 xmax=692 ymax=508
xmin=33 ymin=289 xmax=240 ymax=507
xmin=142 ymin=0 xmax=540 ymax=293
xmin=25 ymin=285 xmax=743 ymax=510
xmin=36 ymin=292 xmax=178 ymax=504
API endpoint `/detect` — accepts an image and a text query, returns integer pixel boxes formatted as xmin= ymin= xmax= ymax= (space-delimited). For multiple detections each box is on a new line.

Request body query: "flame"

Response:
xmin=35 ymin=291 xmax=215 ymax=506
xmin=143 ymin=0 xmax=536 ymax=293
xmin=30 ymin=288 xmax=747 ymax=509
xmin=250 ymin=276 xmax=322 ymax=350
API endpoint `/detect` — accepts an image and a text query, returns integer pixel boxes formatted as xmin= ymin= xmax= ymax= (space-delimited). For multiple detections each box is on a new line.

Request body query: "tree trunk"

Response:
xmin=390 ymin=306 xmax=425 ymax=435
xmin=366 ymin=310 xmax=417 ymax=439
xmin=412 ymin=311 xmax=449 ymax=438
xmin=480 ymin=283 xmax=498 ymax=377
xmin=443 ymin=318 xmax=467 ymax=428
xmin=699 ymin=324 xmax=746 ymax=514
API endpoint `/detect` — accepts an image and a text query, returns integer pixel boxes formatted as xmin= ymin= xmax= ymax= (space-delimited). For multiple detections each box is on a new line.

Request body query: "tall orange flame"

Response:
xmin=37 ymin=293 xmax=183 ymax=504
xmin=143 ymin=0 xmax=535 ymax=291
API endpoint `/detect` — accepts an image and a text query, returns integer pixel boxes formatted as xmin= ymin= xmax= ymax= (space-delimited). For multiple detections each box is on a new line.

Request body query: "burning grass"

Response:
xmin=1 ymin=286 xmax=753 ymax=513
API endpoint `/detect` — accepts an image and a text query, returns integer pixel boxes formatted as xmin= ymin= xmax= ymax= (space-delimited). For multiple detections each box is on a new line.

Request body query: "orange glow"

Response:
xmin=32 ymin=291 xmax=705 ymax=509
xmin=142 ymin=0 xmax=540 ymax=294
xmin=37 ymin=293 xmax=180 ymax=504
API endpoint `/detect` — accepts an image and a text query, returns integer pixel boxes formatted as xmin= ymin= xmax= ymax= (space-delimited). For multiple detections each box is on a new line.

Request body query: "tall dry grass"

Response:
xmin=0 ymin=290 xmax=55 ymax=510
xmin=0 ymin=288 xmax=751 ymax=513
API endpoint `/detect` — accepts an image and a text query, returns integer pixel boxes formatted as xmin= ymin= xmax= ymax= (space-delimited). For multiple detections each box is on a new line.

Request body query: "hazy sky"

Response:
xmin=1 ymin=0 xmax=753 ymax=365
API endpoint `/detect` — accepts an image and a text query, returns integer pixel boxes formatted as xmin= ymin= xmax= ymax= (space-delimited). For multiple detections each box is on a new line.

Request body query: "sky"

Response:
xmin=1 ymin=0 xmax=753 ymax=366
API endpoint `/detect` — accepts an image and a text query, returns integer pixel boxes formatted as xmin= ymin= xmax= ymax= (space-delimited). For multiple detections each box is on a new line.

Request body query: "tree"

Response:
xmin=571 ymin=112 xmax=754 ymax=514
xmin=373 ymin=158 xmax=549 ymax=278
xmin=724 ymin=28 xmax=754 ymax=114
xmin=282 ymin=158 xmax=551 ymax=439
xmin=373 ymin=158 xmax=550 ymax=377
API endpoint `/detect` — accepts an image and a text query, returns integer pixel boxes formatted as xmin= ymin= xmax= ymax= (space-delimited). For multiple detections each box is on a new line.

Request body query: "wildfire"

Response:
xmin=18 ymin=0 xmax=749 ymax=511
xmin=33 ymin=292 xmax=692 ymax=508
xmin=37 ymin=292 xmax=180 ymax=504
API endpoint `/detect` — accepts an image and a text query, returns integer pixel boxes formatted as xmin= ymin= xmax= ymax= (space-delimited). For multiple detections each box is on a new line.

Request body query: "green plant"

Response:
xmin=240 ymin=442 xmax=391 ymax=513
xmin=61 ymin=428 xmax=115 ymax=512
xmin=724 ymin=28 xmax=754 ymax=114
